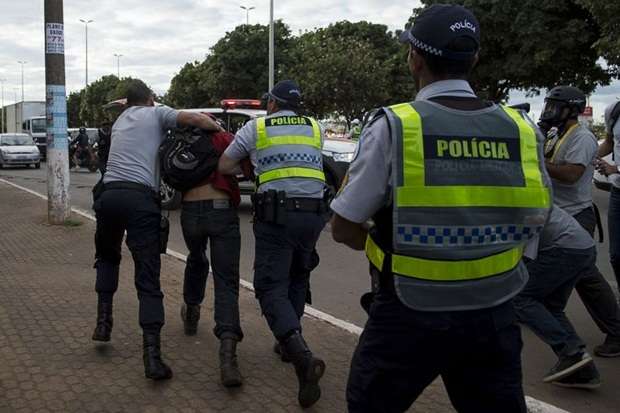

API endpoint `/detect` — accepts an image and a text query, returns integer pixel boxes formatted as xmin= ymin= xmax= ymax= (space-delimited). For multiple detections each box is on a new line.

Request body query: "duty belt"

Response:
xmin=104 ymin=181 xmax=159 ymax=200
xmin=286 ymin=197 xmax=326 ymax=213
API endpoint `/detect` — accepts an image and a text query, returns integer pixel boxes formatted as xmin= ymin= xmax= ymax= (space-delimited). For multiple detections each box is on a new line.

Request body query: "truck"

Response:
xmin=4 ymin=102 xmax=47 ymax=158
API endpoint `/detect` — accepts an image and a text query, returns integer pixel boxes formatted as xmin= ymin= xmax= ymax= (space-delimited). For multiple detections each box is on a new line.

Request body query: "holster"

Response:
xmin=92 ymin=178 xmax=105 ymax=203
xmin=252 ymin=190 xmax=288 ymax=225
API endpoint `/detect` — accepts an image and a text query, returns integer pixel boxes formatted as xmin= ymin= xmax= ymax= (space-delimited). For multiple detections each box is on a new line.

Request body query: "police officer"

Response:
xmin=97 ymin=121 xmax=112 ymax=175
xmin=72 ymin=126 xmax=90 ymax=164
xmin=92 ymin=79 xmax=222 ymax=380
xmin=218 ymin=80 xmax=327 ymax=408
xmin=331 ymin=5 xmax=552 ymax=412
xmin=541 ymin=87 xmax=620 ymax=362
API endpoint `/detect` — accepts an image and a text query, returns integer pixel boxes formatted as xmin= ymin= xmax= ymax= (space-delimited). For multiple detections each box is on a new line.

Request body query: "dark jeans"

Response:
xmin=94 ymin=188 xmax=164 ymax=335
xmin=515 ymin=248 xmax=595 ymax=357
xmin=253 ymin=212 xmax=324 ymax=339
xmin=609 ymin=188 xmax=620 ymax=295
xmin=573 ymin=206 xmax=620 ymax=337
xmin=181 ymin=201 xmax=243 ymax=340
xmin=347 ymin=292 xmax=526 ymax=413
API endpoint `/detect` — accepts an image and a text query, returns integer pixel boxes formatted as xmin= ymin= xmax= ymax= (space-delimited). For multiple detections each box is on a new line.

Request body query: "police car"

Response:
xmin=160 ymin=99 xmax=357 ymax=210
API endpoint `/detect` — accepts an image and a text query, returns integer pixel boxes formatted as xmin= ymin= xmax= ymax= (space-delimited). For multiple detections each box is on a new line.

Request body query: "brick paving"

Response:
xmin=0 ymin=181 xmax=456 ymax=412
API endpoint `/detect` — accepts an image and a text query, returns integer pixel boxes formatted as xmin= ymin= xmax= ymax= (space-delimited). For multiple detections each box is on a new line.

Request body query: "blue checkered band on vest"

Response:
xmin=396 ymin=224 xmax=542 ymax=246
xmin=258 ymin=153 xmax=322 ymax=167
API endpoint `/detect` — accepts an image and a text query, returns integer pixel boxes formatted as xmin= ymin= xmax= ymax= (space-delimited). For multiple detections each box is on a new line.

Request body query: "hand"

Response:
xmin=595 ymin=157 xmax=618 ymax=176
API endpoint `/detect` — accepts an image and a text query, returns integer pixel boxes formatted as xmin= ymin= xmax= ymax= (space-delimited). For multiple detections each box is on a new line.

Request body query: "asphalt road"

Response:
xmin=1 ymin=164 xmax=619 ymax=413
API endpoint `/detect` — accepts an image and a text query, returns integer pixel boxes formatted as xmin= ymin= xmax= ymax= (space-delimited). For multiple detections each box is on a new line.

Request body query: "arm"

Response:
xmin=331 ymin=214 xmax=369 ymax=251
xmin=544 ymin=162 xmax=586 ymax=184
xmin=218 ymin=153 xmax=240 ymax=175
xmin=598 ymin=132 xmax=614 ymax=158
xmin=177 ymin=111 xmax=223 ymax=131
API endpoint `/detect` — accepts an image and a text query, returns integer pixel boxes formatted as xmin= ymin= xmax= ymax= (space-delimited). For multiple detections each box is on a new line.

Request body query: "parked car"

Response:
xmin=0 ymin=133 xmax=41 ymax=169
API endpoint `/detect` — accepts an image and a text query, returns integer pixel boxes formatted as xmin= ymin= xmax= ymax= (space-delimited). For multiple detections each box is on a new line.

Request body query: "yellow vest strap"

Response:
xmin=397 ymin=186 xmax=551 ymax=208
xmin=258 ymin=167 xmax=326 ymax=185
xmin=365 ymin=235 xmax=524 ymax=282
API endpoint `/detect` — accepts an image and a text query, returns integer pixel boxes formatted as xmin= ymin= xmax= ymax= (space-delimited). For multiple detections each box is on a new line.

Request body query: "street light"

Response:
xmin=114 ymin=54 xmax=123 ymax=78
xmin=17 ymin=61 xmax=27 ymax=102
xmin=79 ymin=19 xmax=94 ymax=88
xmin=269 ymin=0 xmax=274 ymax=91
xmin=240 ymin=5 xmax=255 ymax=25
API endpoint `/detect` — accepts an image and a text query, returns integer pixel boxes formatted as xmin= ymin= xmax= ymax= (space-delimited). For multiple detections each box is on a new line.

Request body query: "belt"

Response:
xmin=182 ymin=199 xmax=232 ymax=210
xmin=285 ymin=197 xmax=326 ymax=213
xmin=104 ymin=181 xmax=159 ymax=198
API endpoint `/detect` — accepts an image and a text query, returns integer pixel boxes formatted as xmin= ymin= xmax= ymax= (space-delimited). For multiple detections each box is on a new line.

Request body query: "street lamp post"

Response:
xmin=240 ymin=5 xmax=255 ymax=25
xmin=269 ymin=0 xmax=274 ymax=91
xmin=79 ymin=19 xmax=94 ymax=88
xmin=17 ymin=61 xmax=27 ymax=102
xmin=114 ymin=53 xmax=123 ymax=78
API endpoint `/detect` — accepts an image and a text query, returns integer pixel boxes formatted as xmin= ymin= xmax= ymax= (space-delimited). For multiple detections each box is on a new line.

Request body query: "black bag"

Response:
xmin=159 ymin=128 xmax=220 ymax=192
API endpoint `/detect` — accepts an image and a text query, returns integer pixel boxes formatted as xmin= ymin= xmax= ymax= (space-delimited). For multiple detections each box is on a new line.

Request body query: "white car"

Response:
xmin=0 ymin=133 xmax=41 ymax=169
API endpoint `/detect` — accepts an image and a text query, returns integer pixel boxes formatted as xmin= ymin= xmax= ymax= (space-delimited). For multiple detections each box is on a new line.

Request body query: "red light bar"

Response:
xmin=221 ymin=99 xmax=263 ymax=109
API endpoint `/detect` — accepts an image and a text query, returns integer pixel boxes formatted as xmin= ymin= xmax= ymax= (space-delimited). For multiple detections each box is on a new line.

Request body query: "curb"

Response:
xmin=0 ymin=177 xmax=570 ymax=413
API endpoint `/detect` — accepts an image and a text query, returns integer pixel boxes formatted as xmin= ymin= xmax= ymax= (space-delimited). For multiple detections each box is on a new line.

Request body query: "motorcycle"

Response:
xmin=69 ymin=138 xmax=99 ymax=173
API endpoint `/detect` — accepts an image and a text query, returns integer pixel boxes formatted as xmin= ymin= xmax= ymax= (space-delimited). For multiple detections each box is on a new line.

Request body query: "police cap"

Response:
xmin=268 ymin=80 xmax=303 ymax=107
xmin=400 ymin=4 xmax=480 ymax=61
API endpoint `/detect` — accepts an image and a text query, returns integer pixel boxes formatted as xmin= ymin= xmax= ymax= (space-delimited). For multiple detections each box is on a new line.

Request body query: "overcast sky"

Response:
xmin=0 ymin=0 xmax=618 ymax=122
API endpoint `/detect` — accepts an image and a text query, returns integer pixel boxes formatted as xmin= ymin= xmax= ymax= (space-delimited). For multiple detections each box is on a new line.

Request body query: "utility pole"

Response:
xmin=17 ymin=61 xmax=27 ymax=102
xmin=114 ymin=53 xmax=123 ymax=78
xmin=80 ymin=19 xmax=93 ymax=88
xmin=0 ymin=78 xmax=5 ymax=133
xmin=240 ymin=5 xmax=255 ymax=25
xmin=45 ymin=0 xmax=71 ymax=224
xmin=269 ymin=0 xmax=274 ymax=91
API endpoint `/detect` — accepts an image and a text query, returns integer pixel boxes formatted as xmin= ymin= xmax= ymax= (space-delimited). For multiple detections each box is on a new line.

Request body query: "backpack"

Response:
xmin=159 ymin=128 xmax=220 ymax=192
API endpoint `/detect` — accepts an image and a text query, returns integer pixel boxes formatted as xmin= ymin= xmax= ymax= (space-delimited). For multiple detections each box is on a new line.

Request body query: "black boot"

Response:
xmin=273 ymin=342 xmax=291 ymax=363
xmin=92 ymin=302 xmax=113 ymax=342
xmin=181 ymin=304 xmax=200 ymax=336
xmin=281 ymin=331 xmax=326 ymax=408
xmin=143 ymin=334 xmax=173 ymax=381
xmin=219 ymin=338 xmax=243 ymax=387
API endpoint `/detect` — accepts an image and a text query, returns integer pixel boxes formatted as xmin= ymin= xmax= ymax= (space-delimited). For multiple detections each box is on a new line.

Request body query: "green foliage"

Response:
xmin=415 ymin=0 xmax=613 ymax=101
xmin=76 ymin=75 xmax=144 ymax=127
xmin=290 ymin=21 xmax=414 ymax=123
xmin=580 ymin=0 xmax=620 ymax=76
xmin=66 ymin=90 xmax=83 ymax=127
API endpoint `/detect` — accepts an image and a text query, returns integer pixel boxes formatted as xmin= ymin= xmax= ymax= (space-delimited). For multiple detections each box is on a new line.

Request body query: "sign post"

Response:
xmin=44 ymin=0 xmax=71 ymax=224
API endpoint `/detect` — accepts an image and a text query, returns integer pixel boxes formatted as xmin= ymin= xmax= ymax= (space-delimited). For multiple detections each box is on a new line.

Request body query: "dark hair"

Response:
xmin=269 ymin=98 xmax=300 ymax=113
xmin=126 ymin=79 xmax=153 ymax=106
xmin=414 ymin=37 xmax=478 ymax=79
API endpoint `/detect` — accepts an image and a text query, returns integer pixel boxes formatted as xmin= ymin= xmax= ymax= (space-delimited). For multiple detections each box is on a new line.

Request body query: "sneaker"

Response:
xmin=594 ymin=335 xmax=620 ymax=358
xmin=543 ymin=352 xmax=592 ymax=383
xmin=552 ymin=362 xmax=601 ymax=389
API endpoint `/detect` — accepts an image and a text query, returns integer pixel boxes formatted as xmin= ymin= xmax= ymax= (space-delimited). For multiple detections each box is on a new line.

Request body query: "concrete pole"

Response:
xmin=0 ymin=79 xmax=5 ymax=133
xmin=80 ymin=19 xmax=93 ymax=88
xmin=269 ymin=0 xmax=274 ymax=91
xmin=114 ymin=53 xmax=123 ymax=78
xmin=18 ymin=61 xmax=26 ymax=102
xmin=45 ymin=0 xmax=71 ymax=224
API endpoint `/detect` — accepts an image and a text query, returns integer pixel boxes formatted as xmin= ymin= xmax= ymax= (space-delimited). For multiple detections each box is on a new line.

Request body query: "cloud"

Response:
xmin=0 ymin=0 xmax=617 ymax=122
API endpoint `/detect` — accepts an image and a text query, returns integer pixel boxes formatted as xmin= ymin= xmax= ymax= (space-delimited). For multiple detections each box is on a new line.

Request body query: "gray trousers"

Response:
xmin=572 ymin=207 xmax=620 ymax=338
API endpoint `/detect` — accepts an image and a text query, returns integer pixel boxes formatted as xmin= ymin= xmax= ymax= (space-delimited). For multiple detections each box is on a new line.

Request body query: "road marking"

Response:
xmin=0 ymin=177 xmax=571 ymax=413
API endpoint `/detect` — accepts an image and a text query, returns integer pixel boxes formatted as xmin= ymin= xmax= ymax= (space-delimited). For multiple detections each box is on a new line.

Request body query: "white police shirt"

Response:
xmin=604 ymin=103 xmax=620 ymax=189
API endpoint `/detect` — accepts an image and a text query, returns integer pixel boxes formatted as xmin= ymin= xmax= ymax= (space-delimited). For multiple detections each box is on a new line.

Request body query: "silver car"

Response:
xmin=0 ymin=133 xmax=41 ymax=169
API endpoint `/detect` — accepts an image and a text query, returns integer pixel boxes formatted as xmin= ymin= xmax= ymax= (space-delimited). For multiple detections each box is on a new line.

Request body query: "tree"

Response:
xmin=79 ymin=75 xmax=120 ymax=127
xmin=414 ymin=0 xmax=613 ymax=101
xmin=164 ymin=62 xmax=211 ymax=108
xmin=581 ymin=0 xmax=620 ymax=76
xmin=66 ymin=90 xmax=84 ymax=127
xmin=290 ymin=21 xmax=414 ymax=124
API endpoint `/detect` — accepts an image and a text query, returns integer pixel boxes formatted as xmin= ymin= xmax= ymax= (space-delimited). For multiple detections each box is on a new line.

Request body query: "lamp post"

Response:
xmin=269 ymin=0 xmax=274 ymax=91
xmin=79 ymin=19 xmax=94 ymax=87
xmin=114 ymin=53 xmax=123 ymax=78
xmin=17 ymin=61 xmax=27 ymax=102
xmin=240 ymin=5 xmax=255 ymax=25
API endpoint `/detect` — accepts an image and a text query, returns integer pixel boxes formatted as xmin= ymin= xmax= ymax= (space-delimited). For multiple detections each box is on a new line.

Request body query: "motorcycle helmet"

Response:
xmin=540 ymin=86 xmax=586 ymax=127
xmin=79 ymin=127 xmax=87 ymax=134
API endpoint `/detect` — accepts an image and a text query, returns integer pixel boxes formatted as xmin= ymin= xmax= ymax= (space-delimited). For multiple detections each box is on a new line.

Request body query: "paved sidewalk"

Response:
xmin=0 ymin=181 xmax=456 ymax=412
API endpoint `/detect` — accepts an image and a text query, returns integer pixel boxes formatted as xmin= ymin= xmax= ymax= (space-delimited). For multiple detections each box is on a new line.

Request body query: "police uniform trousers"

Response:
xmin=181 ymin=200 xmax=243 ymax=340
xmin=94 ymin=186 xmax=164 ymax=335
xmin=253 ymin=211 xmax=324 ymax=339
xmin=347 ymin=268 xmax=527 ymax=413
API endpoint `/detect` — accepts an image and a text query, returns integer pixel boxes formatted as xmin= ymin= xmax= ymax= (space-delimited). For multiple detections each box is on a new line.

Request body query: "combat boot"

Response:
xmin=181 ymin=304 xmax=200 ymax=336
xmin=92 ymin=302 xmax=113 ymax=342
xmin=281 ymin=331 xmax=326 ymax=408
xmin=143 ymin=334 xmax=173 ymax=381
xmin=219 ymin=337 xmax=243 ymax=387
